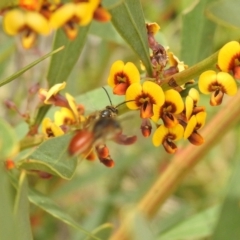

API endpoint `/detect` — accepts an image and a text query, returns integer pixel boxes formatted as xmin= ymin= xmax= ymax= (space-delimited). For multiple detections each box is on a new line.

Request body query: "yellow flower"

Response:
xmin=125 ymin=81 xmax=165 ymax=119
xmin=50 ymin=2 xmax=96 ymax=39
xmin=152 ymin=124 xmax=184 ymax=154
xmin=42 ymin=117 xmax=64 ymax=138
xmin=3 ymin=9 xmax=50 ymax=48
xmin=185 ymin=88 xmax=204 ymax=120
xmin=152 ymin=89 xmax=184 ymax=128
xmin=39 ymin=82 xmax=66 ymax=105
xmin=107 ymin=60 xmax=140 ymax=95
xmin=184 ymin=112 xmax=206 ymax=145
xmin=54 ymin=108 xmax=76 ymax=126
xmin=218 ymin=41 xmax=240 ymax=79
xmin=198 ymin=70 xmax=237 ymax=106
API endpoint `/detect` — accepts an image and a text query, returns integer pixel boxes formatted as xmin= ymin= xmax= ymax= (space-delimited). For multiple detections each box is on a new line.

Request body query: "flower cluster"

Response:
xmin=1 ymin=0 xmax=111 ymax=49
xmin=106 ymin=22 xmax=207 ymax=153
xmin=198 ymin=41 xmax=239 ymax=106
xmin=38 ymin=82 xmax=136 ymax=167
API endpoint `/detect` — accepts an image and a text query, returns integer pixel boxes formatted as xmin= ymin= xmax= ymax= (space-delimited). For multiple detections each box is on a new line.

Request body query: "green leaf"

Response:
xmin=16 ymin=134 xmax=78 ymax=180
xmin=159 ymin=206 xmax=220 ymax=240
xmin=0 ymin=118 xmax=19 ymax=161
xmin=47 ymin=26 xmax=90 ymax=87
xmin=28 ymin=188 xmax=100 ymax=240
xmin=181 ymin=0 xmax=217 ymax=65
xmin=0 ymin=0 xmax=17 ymax=9
xmin=109 ymin=0 xmax=153 ymax=75
xmin=14 ymin=172 xmax=33 ymax=240
xmin=212 ymin=155 xmax=240 ymax=239
xmin=0 ymin=165 xmax=17 ymax=240
xmin=206 ymin=0 xmax=240 ymax=29
xmin=0 ymin=46 xmax=64 ymax=87
xmin=89 ymin=21 xmax=125 ymax=45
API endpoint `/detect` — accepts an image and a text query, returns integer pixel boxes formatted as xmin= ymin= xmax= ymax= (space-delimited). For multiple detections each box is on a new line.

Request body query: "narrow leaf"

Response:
xmin=0 ymin=118 xmax=19 ymax=161
xmin=206 ymin=0 xmax=240 ymax=29
xmin=16 ymin=133 xmax=78 ymax=180
xmin=47 ymin=26 xmax=90 ymax=87
xmin=0 ymin=46 xmax=64 ymax=87
xmin=0 ymin=165 xmax=17 ymax=240
xmin=28 ymin=188 xmax=100 ymax=240
xmin=89 ymin=21 xmax=124 ymax=45
xmin=14 ymin=171 xmax=33 ymax=240
xmin=159 ymin=206 xmax=220 ymax=240
xmin=109 ymin=0 xmax=153 ymax=75
xmin=181 ymin=0 xmax=216 ymax=65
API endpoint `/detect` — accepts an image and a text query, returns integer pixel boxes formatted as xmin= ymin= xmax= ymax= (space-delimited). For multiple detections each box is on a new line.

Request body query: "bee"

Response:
xmin=68 ymin=87 xmax=137 ymax=167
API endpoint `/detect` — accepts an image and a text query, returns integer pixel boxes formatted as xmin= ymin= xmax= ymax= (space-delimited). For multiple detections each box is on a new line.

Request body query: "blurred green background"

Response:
xmin=1 ymin=0 xmax=240 ymax=239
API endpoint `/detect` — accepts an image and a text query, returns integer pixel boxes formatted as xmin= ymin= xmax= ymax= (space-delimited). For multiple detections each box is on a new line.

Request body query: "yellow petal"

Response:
xmin=188 ymin=88 xmax=199 ymax=103
xmin=42 ymin=117 xmax=51 ymax=136
xmin=152 ymin=125 xmax=168 ymax=147
xmin=218 ymin=41 xmax=240 ymax=72
xmin=185 ymin=96 xmax=193 ymax=121
xmin=44 ymin=82 xmax=66 ymax=104
xmin=164 ymin=89 xmax=184 ymax=114
xmin=152 ymin=104 xmax=162 ymax=123
xmin=3 ymin=9 xmax=25 ymax=35
xmin=125 ymin=82 xmax=142 ymax=109
xmin=107 ymin=60 xmax=125 ymax=87
xmin=184 ymin=115 xmax=197 ymax=139
xmin=51 ymin=122 xmax=65 ymax=136
xmin=168 ymin=123 xmax=184 ymax=141
xmin=26 ymin=11 xmax=50 ymax=35
xmin=216 ymin=72 xmax=237 ymax=96
xmin=195 ymin=111 xmax=207 ymax=129
xmin=198 ymin=70 xmax=217 ymax=94
xmin=142 ymin=81 xmax=165 ymax=107
xmin=65 ymin=93 xmax=78 ymax=120
xmin=75 ymin=2 xmax=94 ymax=26
xmin=21 ymin=30 xmax=37 ymax=49
xmin=123 ymin=62 xmax=140 ymax=84
xmin=50 ymin=3 xmax=75 ymax=28
xmin=54 ymin=107 xmax=75 ymax=126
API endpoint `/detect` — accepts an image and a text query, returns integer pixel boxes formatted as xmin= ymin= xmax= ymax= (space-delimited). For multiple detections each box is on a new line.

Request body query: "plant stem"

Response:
xmin=161 ymin=51 xmax=218 ymax=90
xmin=110 ymin=89 xmax=240 ymax=240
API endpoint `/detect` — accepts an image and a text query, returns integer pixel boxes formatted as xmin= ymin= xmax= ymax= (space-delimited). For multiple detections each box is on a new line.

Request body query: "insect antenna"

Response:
xmin=115 ymin=100 xmax=135 ymax=109
xmin=102 ymin=86 xmax=113 ymax=106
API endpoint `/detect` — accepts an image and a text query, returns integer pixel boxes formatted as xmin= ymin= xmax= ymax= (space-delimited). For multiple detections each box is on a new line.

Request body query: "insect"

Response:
xmin=68 ymin=87 xmax=137 ymax=167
